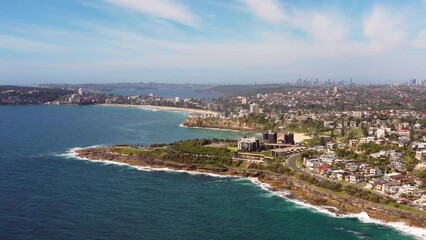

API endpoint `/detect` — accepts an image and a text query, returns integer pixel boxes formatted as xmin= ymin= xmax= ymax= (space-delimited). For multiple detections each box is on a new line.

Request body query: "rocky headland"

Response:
xmin=76 ymin=146 xmax=426 ymax=230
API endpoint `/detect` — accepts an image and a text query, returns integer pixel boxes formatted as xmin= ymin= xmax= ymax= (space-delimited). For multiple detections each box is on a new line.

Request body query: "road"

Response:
xmin=287 ymin=154 xmax=304 ymax=174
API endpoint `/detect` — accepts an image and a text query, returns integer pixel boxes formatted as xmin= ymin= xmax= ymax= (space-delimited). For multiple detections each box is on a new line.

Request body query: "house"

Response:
xmin=396 ymin=177 xmax=414 ymax=186
xmin=412 ymin=142 xmax=426 ymax=150
xmin=382 ymin=182 xmax=399 ymax=194
xmin=337 ymin=143 xmax=347 ymax=149
xmin=349 ymin=139 xmax=359 ymax=148
xmin=389 ymin=160 xmax=405 ymax=171
xmin=416 ymin=150 xmax=426 ymax=161
xmin=326 ymin=142 xmax=335 ymax=150
xmin=319 ymin=164 xmax=330 ymax=174
xmin=345 ymin=162 xmax=359 ymax=172
xmin=320 ymin=152 xmax=337 ymax=165
xmin=352 ymin=111 xmax=362 ymax=118
xmin=349 ymin=174 xmax=365 ymax=183
xmin=314 ymin=146 xmax=325 ymax=152
xmin=397 ymin=129 xmax=410 ymax=136
xmin=366 ymin=180 xmax=385 ymax=189
xmin=330 ymin=170 xmax=347 ymax=180
xmin=304 ymin=158 xmax=322 ymax=171
xmin=370 ymin=168 xmax=383 ymax=176
xmin=383 ymin=173 xmax=406 ymax=182
xmin=375 ymin=128 xmax=386 ymax=139
xmin=414 ymin=178 xmax=426 ymax=186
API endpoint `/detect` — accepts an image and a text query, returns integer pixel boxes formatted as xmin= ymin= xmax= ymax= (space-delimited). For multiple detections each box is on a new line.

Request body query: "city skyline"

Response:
xmin=1 ymin=0 xmax=426 ymax=85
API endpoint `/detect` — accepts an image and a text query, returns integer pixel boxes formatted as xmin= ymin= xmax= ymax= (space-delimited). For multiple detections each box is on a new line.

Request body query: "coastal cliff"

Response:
xmin=76 ymin=146 xmax=426 ymax=229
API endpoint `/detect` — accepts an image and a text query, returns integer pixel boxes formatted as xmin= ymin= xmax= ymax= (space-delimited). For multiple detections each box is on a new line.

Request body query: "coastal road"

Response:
xmin=287 ymin=154 xmax=304 ymax=174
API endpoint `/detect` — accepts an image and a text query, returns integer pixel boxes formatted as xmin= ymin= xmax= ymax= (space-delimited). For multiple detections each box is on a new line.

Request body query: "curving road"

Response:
xmin=287 ymin=154 xmax=304 ymax=174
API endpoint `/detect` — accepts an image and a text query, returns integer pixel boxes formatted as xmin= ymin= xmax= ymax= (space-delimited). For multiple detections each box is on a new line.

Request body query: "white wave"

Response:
xmin=61 ymin=146 xmax=426 ymax=239
xmin=139 ymin=107 xmax=188 ymax=116
xmin=61 ymin=146 xmax=238 ymax=179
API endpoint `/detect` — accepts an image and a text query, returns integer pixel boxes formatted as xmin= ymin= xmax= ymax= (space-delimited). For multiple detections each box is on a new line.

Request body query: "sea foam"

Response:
xmin=62 ymin=146 xmax=426 ymax=240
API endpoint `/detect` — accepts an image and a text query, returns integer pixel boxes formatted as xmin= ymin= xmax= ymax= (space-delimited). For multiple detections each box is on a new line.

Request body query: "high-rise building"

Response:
xmin=249 ymin=103 xmax=260 ymax=114
xmin=78 ymin=88 xmax=83 ymax=95
xmin=284 ymin=132 xmax=295 ymax=145
xmin=268 ymin=132 xmax=277 ymax=143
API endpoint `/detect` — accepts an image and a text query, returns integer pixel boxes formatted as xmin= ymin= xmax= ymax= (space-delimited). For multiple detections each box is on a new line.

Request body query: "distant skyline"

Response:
xmin=1 ymin=0 xmax=426 ymax=85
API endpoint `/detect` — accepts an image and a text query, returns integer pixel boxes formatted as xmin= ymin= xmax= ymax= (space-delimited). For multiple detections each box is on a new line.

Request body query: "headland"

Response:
xmin=74 ymin=140 xmax=426 ymax=238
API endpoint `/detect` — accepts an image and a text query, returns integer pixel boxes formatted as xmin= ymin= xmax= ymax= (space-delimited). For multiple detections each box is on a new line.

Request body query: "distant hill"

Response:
xmin=0 ymin=85 xmax=73 ymax=105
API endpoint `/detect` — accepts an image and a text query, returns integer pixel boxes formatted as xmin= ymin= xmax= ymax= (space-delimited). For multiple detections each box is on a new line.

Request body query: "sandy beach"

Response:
xmin=99 ymin=104 xmax=220 ymax=116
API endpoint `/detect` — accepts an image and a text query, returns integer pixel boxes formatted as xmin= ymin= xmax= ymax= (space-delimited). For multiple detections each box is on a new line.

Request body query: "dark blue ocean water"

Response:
xmin=0 ymin=105 xmax=418 ymax=239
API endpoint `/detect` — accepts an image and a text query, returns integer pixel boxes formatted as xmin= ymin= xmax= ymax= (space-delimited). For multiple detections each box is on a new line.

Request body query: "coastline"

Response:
xmin=98 ymin=104 xmax=311 ymax=142
xmin=99 ymin=104 xmax=220 ymax=116
xmin=71 ymin=146 xmax=426 ymax=239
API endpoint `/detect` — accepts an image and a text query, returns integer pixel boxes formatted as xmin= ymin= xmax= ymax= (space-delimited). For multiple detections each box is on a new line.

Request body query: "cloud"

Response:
xmin=411 ymin=30 xmax=426 ymax=49
xmin=363 ymin=6 xmax=407 ymax=52
xmin=240 ymin=0 xmax=287 ymax=24
xmin=0 ymin=35 xmax=64 ymax=52
xmin=290 ymin=13 xmax=349 ymax=43
xmin=106 ymin=0 xmax=199 ymax=28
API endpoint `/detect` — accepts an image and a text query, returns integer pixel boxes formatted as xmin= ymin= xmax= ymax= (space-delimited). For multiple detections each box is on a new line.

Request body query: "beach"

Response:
xmin=100 ymin=104 xmax=220 ymax=116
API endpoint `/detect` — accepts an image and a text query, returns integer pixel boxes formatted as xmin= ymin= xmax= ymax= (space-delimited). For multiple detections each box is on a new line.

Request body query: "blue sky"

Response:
xmin=0 ymin=0 xmax=425 ymax=85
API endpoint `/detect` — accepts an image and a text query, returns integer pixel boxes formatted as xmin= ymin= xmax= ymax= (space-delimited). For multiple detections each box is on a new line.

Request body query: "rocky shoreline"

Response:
xmin=75 ymin=146 xmax=426 ymax=231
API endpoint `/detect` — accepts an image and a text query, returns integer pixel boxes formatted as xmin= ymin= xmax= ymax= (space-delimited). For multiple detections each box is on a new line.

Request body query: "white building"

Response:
xmin=352 ymin=111 xmax=362 ymax=118
xmin=370 ymin=168 xmax=383 ymax=176
xmin=416 ymin=150 xmax=426 ymax=161
xmin=320 ymin=152 xmax=336 ymax=164
xmin=238 ymin=137 xmax=260 ymax=152
xmin=375 ymin=128 xmax=386 ymax=139
xmin=249 ymin=103 xmax=260 ymax=114
xmin=304 ymin=158 xmax=322 ymax=171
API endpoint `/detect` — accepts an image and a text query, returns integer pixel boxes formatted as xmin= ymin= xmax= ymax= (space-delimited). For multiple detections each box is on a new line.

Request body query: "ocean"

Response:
xmin=0 ymin=105 xmax=420 ymax=239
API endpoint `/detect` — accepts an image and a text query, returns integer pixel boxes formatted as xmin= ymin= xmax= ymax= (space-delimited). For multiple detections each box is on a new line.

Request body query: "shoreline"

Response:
xmin=70 ymin=146 xmax=426 ymax=239
xmin=99 ymin=104 xmax=220 ymax=116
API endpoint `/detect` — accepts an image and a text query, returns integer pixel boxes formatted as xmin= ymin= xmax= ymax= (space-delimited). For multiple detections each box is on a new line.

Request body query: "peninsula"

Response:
xmin=75 ymin=139 xmax=426 ymax=232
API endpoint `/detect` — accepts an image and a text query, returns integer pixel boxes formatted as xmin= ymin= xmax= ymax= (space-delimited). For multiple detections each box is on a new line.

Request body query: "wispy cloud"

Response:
xmin=363 ymin=6 xmax=407 ymax=52
xmin=0 ymin=35 xmax=65 ymax=52
xmin=411 ymin=30 xmax=426 ymax=49
xmin=105 ymin=0 xmax=199 ymax=28
xmin=239 ymin=0 xmax=287 ymax=24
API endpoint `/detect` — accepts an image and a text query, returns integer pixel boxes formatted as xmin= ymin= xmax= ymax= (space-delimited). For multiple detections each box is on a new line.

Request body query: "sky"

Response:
xmin=0 ymin=0 xmax=425 ymax=85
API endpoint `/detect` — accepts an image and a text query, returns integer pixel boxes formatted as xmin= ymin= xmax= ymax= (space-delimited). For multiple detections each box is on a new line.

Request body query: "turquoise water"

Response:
xmin=0 ymin=105 xmax=418 ymax=239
